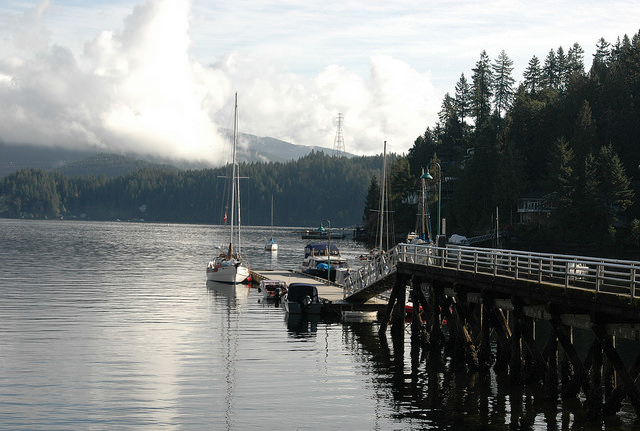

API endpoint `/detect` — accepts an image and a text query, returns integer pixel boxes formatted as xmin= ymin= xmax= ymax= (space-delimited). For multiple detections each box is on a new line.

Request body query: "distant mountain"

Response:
xmin=237 ymin=134 xmax=345 ymax=163
xmin=0 ymin=136 xmax=353 ymax=178
xmin=0 ymin=142 xmax=98 ymax=178
xmin=57 ymin=154 xmax=179 ymax=178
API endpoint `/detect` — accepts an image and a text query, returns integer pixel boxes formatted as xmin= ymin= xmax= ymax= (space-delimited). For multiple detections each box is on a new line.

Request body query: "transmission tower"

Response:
xmin=332 ymin=113 xmax=345 ymax=156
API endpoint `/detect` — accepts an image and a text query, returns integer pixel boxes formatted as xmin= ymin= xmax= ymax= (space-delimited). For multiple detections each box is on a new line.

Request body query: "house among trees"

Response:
xmin=517 ymin=192 xmax=556 ymax=225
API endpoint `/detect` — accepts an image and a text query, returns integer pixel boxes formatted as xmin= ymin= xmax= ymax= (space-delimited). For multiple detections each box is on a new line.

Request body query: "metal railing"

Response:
xmin=343 ymin=248 xmax=398 ymax=298
xmin=396 ymin=243 xmax=640 ymax=300
xmin=344 ymin=243 xmax=640 ymax=301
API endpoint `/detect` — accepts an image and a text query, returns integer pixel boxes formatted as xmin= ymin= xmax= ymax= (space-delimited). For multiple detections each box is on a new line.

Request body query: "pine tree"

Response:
xmin=454 ymin=73 xmax=472 ymax=122
xmin=523 ymin=55 xmax=542 ymax=95
xmin=542 ymin=48 xmax=558 ymax=89
xmin=571 ymin=100 xmax=599 ymax=160
xmin=362 ymin=175 xmax=381 ymax=232
xmin=471 ymin=50 xmax=493 ymax=126
xmin=555 ymin=46 xmax=569 ymax=91
xmin=567 ymin=42 xmax=585 ymax=76
xmin=594 ymin=37 xmax=612 ymax=65
xmin=577 ymin=153 xmax=604 ymax=235
xmin=492 ymin=50 xmax=516 ymax=116
xmin=437 ymin=93 xmax=456 ymax=126
xmin=547 ymin=137 xmax=576 ymax=215
xmin=598 ymin=145 xmax=635 ymax=223
xmin=591 ymin=37 xmax=611 ymax=79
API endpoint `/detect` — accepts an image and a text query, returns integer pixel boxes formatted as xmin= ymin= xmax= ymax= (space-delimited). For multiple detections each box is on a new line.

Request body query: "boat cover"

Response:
xmin=287 ymin=283 xmax=319 ymax=303
xmin=304 ymin=243 xmax=340 ymax=258
xmin=261 ymin=280 xmax=287 ymax=288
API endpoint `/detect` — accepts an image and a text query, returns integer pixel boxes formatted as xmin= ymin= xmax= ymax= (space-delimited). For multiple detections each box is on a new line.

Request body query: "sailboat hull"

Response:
xmin=207 ymin=256 xmax=249 ymax=284
xmin=206 ymin=260 xmax=250 ymax=283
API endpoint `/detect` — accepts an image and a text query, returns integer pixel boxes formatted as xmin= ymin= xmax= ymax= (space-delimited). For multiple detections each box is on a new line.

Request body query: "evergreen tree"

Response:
xmin=547 ymin=137 xmax=576 ymax=230
xmin=594 ymin=37 xmax=612 ymax=65
xmin=542 ymin=49 xmax=559 ymax=89
xmin=436 ymin=93 xmax=465 ymax=150
xmin=591 ymin=37 xmax=611 ymax=79
xmin=492 ymin=50 xmax=516 ymax=116
xmin=362 ymin=175 xmax=381 ymax=233
xmin=567 ymin=42 xmax=585 ymax=76
xmin=388 ymin=157 xmax=416 ymax=231
xmin=571 ymin=100 xmax=599 ymax=160
xmin=407 ymin=129 xmax=438 ymax=178
xmin=491 ymin=142 xmax=524 ymax=220
xmin=598 ymin=145 xmax=635 ymax=226
xmin=556 ymin=46 xmax=569 ymax=91
xmin=575 ymin=153 xmax=605 ymax=236
xmin=471 ymin=50 xmax=494 ymax=126
xmin=454 ymin=73 xmax=472 ymax=122
xmin=523 ymin=55 xmax=542 ymax=95
xmin=437 ymin=93 xmax=456 ymax=126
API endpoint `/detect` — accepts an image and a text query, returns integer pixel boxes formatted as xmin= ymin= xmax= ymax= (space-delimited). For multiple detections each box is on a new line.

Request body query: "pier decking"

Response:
xmin=250 ymin=269 xmax=387 ymax=314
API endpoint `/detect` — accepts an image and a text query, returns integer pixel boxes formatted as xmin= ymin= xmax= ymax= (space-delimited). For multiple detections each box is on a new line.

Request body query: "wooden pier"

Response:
xmin=343 ymin=243 xmax=640 ymax=421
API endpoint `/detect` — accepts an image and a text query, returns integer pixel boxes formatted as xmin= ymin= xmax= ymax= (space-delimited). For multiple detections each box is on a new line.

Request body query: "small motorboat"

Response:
xmin=258 ymin=279 xmax=287 ymax=300
xmin=299 ymin=243 xmax=350 ymax=284
xmin=282 ymin=283 xmax=323 ymax=314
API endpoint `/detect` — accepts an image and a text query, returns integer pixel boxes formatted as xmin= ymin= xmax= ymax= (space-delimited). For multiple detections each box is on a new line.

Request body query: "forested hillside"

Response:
xmin=394 ymin=31 xmax=640 ymax=254
xmin=0 ymin=151 xmax=387 ymax=227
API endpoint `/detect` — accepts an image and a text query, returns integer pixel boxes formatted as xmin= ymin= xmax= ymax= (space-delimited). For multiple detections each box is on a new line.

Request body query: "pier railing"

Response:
xmin=345 ymin=243 xmax=640 ymax=301
xmin=343 ymin=247 xmax=398 ymax=298
xmin=397 ymin=243 xmax=640 ymax=300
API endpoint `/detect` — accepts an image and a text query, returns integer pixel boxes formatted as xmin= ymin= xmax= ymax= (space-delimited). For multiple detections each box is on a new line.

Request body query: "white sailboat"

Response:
xmin=207 ymin=93 xmax=250 ymax=284
xmin=264 ymin=195 xmax=278 ymax=251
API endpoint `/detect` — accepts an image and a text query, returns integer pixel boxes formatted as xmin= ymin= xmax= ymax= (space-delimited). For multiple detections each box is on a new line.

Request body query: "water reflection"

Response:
xmin=205 ymin=280 xmax=251 ymax=305
xmin=339 ymin=321 xmax=640 ymax=430
xmin=285 ymin=313 xmax=320 ymax=338
xmin=205 ymin=280 xmax=251 ymax=431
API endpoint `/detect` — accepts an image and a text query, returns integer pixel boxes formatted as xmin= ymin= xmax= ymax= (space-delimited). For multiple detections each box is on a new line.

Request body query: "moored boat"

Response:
xmin=206 ymin=93 xmax=250 ymax=284
xmin=300 ymin=224 xmax=346 ymax=239
xmin=264 ymin=237 xmax=278 ymax=252
xmin=207 ymin=244 xmax=250 ymax=283
xmin=282 ymin=283 xmax=323 ymax=314
xmin=299 ymin=242 xmax=350 ymax=284
xmin=258 ymin=279 xmax=287 ymax=300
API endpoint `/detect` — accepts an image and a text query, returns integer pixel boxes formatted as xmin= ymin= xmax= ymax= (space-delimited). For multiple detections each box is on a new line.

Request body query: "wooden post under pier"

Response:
xmin=377 ymin=259 xmax=640 ymax=421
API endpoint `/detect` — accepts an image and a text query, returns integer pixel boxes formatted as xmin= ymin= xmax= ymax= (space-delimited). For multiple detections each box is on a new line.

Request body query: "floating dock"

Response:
xmin=250 ymin=269 xmax=387 ymax=316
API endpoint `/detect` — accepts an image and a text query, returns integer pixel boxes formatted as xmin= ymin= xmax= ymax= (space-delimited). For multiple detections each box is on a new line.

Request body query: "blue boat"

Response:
xmin=299 ymin=243 xmax=349 ymax=283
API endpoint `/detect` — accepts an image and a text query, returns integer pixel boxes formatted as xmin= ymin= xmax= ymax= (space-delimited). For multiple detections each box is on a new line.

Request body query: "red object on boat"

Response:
xmin=405 ymin=302 xmax=423 ymax=314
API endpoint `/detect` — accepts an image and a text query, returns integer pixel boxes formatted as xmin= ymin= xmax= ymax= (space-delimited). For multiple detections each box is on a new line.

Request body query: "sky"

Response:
xmin=0 ymin=0 xmax=638 ymax=165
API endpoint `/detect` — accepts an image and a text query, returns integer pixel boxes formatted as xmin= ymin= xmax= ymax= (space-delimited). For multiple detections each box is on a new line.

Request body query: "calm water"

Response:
xmin=0 ymin=219 xmax=638 ymax=430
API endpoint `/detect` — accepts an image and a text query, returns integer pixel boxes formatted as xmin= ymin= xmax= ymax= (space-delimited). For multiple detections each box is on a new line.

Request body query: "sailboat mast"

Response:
xmin=230 ymin=92 xmax=238 ymax=249
xmin=378 ymin=141 xmax=387 ymax=251
xmin=236 ymin=148 xmax=242 ymax=255
xmin=270 ymin=195 xmax=274 ymax=235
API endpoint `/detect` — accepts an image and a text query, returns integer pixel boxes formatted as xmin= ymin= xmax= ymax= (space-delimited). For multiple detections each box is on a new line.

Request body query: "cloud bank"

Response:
xmin=0 ymin=0 xmax=438 ymax=164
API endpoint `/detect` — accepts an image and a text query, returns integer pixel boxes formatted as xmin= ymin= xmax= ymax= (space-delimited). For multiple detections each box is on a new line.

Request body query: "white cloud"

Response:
xmin=1 ymin=0 xmax=638 ymax=163
xmin=0 ymin=0 xmax=440 ymax=162
xmin=0 ymin=0 xmax=231 ymax=164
